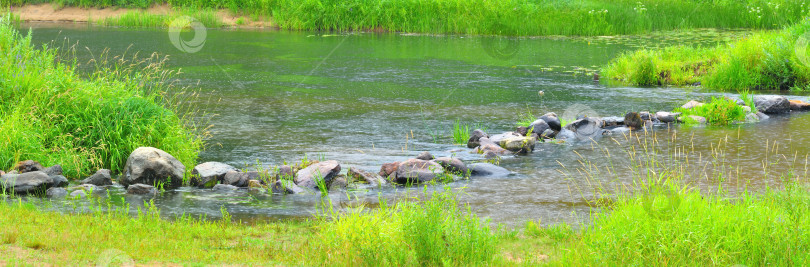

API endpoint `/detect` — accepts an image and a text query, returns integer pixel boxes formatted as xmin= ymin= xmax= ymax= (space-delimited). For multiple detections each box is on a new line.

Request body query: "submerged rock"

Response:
xmin=467 ymin=129 xmax=489 ymax=148
xmin=1 ymin=171 xmax=52 ymax=195
xmin=754 ymin=95 xmax=790 ymax=114
xmin=81 ymin=169 xmax=113 ymax=186
xmin=564 ymin=117 xmax=604 ymax=140
xmin=190 ymin=162 xmax=238 ymax=188
xmin=126 ymin=183 xmax=157 ymax=196
xmin=212 ymin=184 xmax=239 ymax=192
xmin=121 ymin=147 xmax=185 ymax=189
xmin=294 ymin=160 xmax=341 ymax=190
xmin=468 ymin=163 xmax=511 ymax=177
xmin=392 ymin=159 xmax=445 ymax=184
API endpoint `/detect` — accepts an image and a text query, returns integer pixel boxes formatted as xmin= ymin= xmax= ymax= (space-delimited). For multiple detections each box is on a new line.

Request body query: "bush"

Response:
xmin=675 ymin=97 xmax=746 ymax=125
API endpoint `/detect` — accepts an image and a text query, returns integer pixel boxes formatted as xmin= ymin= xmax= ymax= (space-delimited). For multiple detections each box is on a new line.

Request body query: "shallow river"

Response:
xmin=17 ymin=22 xmax=810 ymax=227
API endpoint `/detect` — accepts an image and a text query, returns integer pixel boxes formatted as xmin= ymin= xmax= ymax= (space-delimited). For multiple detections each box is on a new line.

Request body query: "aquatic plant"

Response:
xmin=0 ymin=20 xmax=203 ymax=177
xmin=451 ymin=120 xmax=471 ymax=145
xmin=676 ymin=97 xmax=747 ymax=126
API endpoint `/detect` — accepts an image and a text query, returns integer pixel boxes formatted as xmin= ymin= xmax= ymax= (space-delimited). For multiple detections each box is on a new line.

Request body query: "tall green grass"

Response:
xmin=98 ymin=8 xmax=222 ymax=28
xmin=675 ymin=97 xmax=747 ymax=125
xmin=8 ymin=0 xmax=810 ymax=35
xmin=603 ymin=18 xmax=810 ymax=91
xmin=0 ymin=18 xmax=203 ymax=178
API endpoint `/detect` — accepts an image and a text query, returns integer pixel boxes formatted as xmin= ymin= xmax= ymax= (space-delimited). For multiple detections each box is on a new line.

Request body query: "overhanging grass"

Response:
xmin=603 ymin=18 xmax=810 ymax=91
xmin=0 ymin=18 xmax=202 ymax=178
xmin=98 ymin=8 xmax=223 ymax=28
xmin=7 ymin=0 xmax=810 ymax=35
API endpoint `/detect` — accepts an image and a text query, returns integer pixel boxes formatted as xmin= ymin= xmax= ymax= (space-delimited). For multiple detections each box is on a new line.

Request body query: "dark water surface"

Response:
xmin=16 ymin=23 xmax=810 ymax=227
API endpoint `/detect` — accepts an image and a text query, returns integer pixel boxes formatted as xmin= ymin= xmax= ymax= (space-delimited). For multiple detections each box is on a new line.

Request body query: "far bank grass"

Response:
xmin=0 ymin=18 xmax=203 ymax=178
xmin=603 ymin=18 xmax=810 ymax=91
xmin=7 ymin=0 xmax=810 ymax=35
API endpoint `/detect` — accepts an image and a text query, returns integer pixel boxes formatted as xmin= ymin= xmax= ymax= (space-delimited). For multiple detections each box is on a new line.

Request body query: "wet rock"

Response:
xmin=516 ymin=126 xmax=529 ymax=136
xmin=656 ymin=111 xmax=680 ymax=123
xmin=0 ymin=171 xmax=52 ymax=195
xmin=415 ymin=151 xmax=435 ymax=161
xmin=499 ymin=135 xmax=537 ymax=153
xmin=467 ymin=129 xmax=489 ymax=148
xmin=754 ymin=95 xmax=790 ymax=114
xmin=81 ymin=169 xmax=113 ymax=186
xmin=468 ymin=163 xmax=510 ymax=177
xmin=538 ymin=113 xmax=562 ymax=131
xmin=483 ymin=151 xmax=499 ymax=159
xmin=222 ymin=171 xmax=261 ymax=187
xmin=564 ymin=117 xmax=604 ymax=140
xmin=745 ymin=113 xmax=760 ymax=123
xmin=42 ymin=165 xmax=63 ymax=176
xmin=601 ymin=116 xmax=624 ymax=127
xmin=529 ymin=119 xmax=551 ymax=135
xmin=639 ymin=111 xmax=656 ymax=122
xmin=121 ymin=147 xmax=185 ymax=189
xmin=540 ymin=129 xmax=557 ymax=139
xmin=431 ymin=157 xmax=468 ymax=176
xmin=14 ymin=160 xmax=44 ymax=173
xmin=756 ymin=112 xmax=770 ymax=121
xmin=554 ymin=129 xmax=577 ymax=140
xmin=190 ymin=162 xmax=238 ymax=188
xmin=681 ymin=100 xmax=704 ymax=109
xmin=294 ymin=160 xmax=341 ymax=190
xmin=46 ymin=187 xmax=67 ymax=198
xmin=212 ymin=184 xmax=239 ymax=192
xmin=248 ymin=180 xmax=264 ymax=189
xmin=348 ymin=167 xmax=386 ymax=187
xmin=48 ymin=175 xmax=69 ymax=188
xmin=476 ymin=137 xmax=510 ymax=155
xmin=275 ymin=165 xmax=295 ymax=180
xmin=69 ymin=190 xmax=87 ymax=198
xmin=392 ymin=159 xmax=445 ymax=184
xmin=271 ymin=180 xmax=305 ymax=194
xmin=126 ymin=183 xmax=157 ymax=196
xmin=624 ymin=112 xmax=644 ymax=129
xmin=329 ymin=175 xmax=348 ymax=190
xmin=379 ymin=162 xmax=400 ymax=178
xmin=489 ymin=132 xmax=522 ymax=144
xmin=789 ymin=99 xmax=810 ymax=111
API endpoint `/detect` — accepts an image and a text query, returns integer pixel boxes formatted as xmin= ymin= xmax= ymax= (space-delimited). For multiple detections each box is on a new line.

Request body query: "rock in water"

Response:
xmin=212 ymin=184 xmax=239 ymax=192
xmin=681 ymin=100 xmax=704 ymax=109
xmin=754 ymin=95 xmax=790 ymax=114
xmin=529 ymin=119 xmax=551 ymax=136
xmin=467 ymin=129 xmax=489 ymax=148
xmin=378 ymin=162 xmax=400 ymax=178
xmin=348 ymin=167 xmax=386 ymax=186
xmin=272 ymin=180 xmax=305 ymax=194
xmin=48 ymin=175 xmax=69 ymax=188
xmin=294 ymin=160 xmax=341 ymax=191
xmin=222 ymin=171 xmax=261 ymax=187
xmin=538 ymin=113 xmax=562 ymax=132
xmin=121 ymin=147 xmax=185 ymax=189
xmin=190 ymin=162 xmax=238 ymax=188
xmin=624 ymin=112 xmax=643 ymax=129
xmin=431 ymin=157 xmax=468 ymax=176
xmin=789 ymin=99 xmax=810 ymax=111
xmin=499 ymin=136 xmax=537 ymax=154
xmin=655 ymin=111 xmax=680 ymax=123
xmin=564 ymin=117 xmax=604 ymax=140
xmin=0 ymin=171 xmax=53 ymax=195
xmin=468 ymin=163 xmax=511 ymax=177
xmin=127 ymin=183 xmax=157 ymax=196
xmin=415 ymin=151 xmax=435 ymax=161
xmin=81 ymin=169 xmax=113 ymax=186
xmin=46 ymin=187 xmax=68 ymax=198
xmin=392 ymin=159 xmax=444 ymax=184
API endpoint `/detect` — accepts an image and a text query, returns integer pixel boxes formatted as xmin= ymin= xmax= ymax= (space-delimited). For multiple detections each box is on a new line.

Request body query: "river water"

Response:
xmin=17 ymin=22 xmax=810 ymax=227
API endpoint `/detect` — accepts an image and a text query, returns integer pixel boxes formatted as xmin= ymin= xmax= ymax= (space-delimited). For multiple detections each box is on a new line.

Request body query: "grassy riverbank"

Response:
xmin=0 ymin=18 xmax=202 ymax=178
xmin=603 ymin=17 xmax=810 ymax=91
xmin=2 ymin=179 xmax=808 ymax=265
xmin=7 ymin=0 xmax=810 ymax=34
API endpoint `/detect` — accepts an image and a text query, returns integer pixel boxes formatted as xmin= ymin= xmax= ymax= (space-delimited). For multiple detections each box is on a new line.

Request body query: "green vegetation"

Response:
xmin=676 ymin=97 xmax=747 ymax=125
xmin=603 ymin=18 xmax=810 ymax=91
xmin=98 ymin=8 xmax=222 ymax=28
xmin=0 ymin=19 xmax=202 ymax=178
xmin=7 ymin=0 xmax=810 ymax=35
xmin=451 ymin=120 xmax=471 ymax=145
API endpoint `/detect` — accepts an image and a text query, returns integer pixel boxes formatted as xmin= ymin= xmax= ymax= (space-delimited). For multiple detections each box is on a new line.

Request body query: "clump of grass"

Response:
xmin=451 ymin=119 xmax=471 ymax=145
xmin=99 ymin=8 xmax=222 ymax=28
xmin=603 ymin=18 xmax=810 ymax=91
xmin=516 ymin=105 xmax=537 ymax=127
xmin=675 ymin=97 xmax=746 ymax=125
xmin=0 ymin=20 xmax=203 ymax=177
xmin=315 ymin=188 xmax=500 ymax=266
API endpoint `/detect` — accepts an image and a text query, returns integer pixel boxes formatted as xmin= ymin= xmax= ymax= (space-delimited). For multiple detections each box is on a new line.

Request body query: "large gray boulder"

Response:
xmin=81 ymin=169 xmax=113 ymax=186
xmin=754 ymin=95 xmax=790 ymax=114
xmin=190 ymin=162 xmax=238 ymax=188
xmin=1 ymin=171 xmax=53 ymax=195
xmin=468 ymin=163 xmax=511 ymax=177
xmin=121 ymin=147 xmax=185 ymax=189
xmin=392 ymin=159 xmax=445 ymax=184
xmin=564 ymin=117 xmax=604 ymax=140
xmin=294 ymin=160 xmax=341 ymax=190
xmin=538 ymin=113 xmax=562 ymax=131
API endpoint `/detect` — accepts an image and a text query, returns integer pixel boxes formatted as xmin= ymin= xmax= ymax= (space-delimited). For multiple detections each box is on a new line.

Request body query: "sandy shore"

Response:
xmin=9 ymin=4 xmax=273 ymax=27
